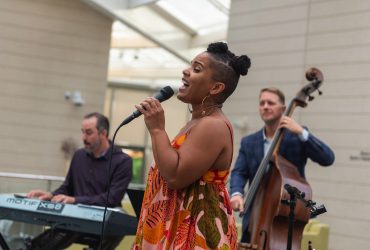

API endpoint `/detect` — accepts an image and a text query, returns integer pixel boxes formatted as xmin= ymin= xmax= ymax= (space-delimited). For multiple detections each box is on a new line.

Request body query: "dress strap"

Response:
xmin=223 ymin=119 xmax=234 ymax=165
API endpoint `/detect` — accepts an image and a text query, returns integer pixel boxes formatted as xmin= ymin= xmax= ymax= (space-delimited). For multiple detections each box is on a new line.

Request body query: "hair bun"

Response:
xmin=207 ymin=42 xmax=229 ymax=54
xmin=230 ymin=55 xmax=251 ymax=76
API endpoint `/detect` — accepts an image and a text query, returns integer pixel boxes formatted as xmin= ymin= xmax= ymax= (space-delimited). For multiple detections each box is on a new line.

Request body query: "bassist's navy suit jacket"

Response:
xmin=230 ymin=128 xmax=335 ymax=232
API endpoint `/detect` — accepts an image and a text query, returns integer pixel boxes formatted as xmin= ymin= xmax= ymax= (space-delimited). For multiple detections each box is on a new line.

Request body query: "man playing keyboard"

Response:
xmin=27 ymin=112 xmax=132 ymax=250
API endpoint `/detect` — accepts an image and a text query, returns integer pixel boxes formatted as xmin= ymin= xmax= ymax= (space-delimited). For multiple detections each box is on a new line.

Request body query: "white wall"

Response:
xmin=0 ymin=0 xmax=112 ymax=177
xmin=226 ymin=0 xmax=370 ymax=249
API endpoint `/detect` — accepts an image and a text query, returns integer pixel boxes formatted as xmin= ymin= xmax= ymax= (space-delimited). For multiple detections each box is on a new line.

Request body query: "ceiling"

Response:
xmin=83 ymin=0 xmax=230 ymax=89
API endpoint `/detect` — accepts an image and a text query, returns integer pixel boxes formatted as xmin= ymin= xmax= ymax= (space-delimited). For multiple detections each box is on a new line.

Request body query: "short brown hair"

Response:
xmin=260 ymin=87 xmax=285 ymax=105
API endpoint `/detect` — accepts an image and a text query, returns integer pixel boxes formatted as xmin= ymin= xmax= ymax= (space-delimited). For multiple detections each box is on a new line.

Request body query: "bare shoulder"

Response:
xmin=191 ymin=115 xmax=230 ymax=136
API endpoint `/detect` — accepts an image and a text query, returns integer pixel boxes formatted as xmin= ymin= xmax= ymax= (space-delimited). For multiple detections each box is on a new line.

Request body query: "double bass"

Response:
xmin=239 ymin=68 xmax=324 ymax=250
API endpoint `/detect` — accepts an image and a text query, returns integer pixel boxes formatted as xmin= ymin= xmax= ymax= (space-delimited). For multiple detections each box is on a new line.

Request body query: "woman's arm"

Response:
xmin=137 ymin=98 xmax=229 ymax=189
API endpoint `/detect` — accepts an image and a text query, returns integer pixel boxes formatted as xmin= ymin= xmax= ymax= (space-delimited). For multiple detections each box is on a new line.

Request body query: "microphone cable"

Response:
xmin=98 ymin=123 xmax=123 ymax=250
xmin=98 ymin=86 xmax=175 ymax=249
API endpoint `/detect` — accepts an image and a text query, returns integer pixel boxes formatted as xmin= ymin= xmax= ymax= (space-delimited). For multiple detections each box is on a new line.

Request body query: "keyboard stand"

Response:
xmin=0 ymin=232 xmax=10 ymax=250
xmin=28 ymin=228 xmax=79 ymax=250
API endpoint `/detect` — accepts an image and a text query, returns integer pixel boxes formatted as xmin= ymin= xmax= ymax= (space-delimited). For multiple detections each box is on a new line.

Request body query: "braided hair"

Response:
xmin=206 ymin=42 xmax=251 ymax=103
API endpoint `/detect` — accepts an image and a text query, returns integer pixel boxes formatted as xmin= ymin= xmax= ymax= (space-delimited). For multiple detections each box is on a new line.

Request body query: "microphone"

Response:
xmin=119 ymin=86 xmax=175 ymax=126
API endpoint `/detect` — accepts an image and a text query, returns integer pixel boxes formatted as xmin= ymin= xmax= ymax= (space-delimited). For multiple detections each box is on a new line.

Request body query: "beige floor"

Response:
xmin=66 ymin=236 xmax=135 ymax=250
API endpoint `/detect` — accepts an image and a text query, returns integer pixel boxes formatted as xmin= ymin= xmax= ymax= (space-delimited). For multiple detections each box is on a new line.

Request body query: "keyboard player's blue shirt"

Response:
xmin=52 ymin=144 xmax=132 ymax=207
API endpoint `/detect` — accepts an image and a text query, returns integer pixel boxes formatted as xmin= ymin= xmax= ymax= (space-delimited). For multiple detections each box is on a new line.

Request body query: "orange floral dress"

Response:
xmin=132 ymin=130 xmax=238 ymax=250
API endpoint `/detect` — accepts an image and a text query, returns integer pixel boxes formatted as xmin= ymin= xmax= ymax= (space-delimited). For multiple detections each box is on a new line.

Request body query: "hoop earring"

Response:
xmin=201 ymin=94 xmax=210 ymax=116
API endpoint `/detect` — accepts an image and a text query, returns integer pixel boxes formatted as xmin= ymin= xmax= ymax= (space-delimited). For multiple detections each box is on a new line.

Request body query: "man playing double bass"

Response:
xmin=230 ymin=87 xmax=335 ymax=244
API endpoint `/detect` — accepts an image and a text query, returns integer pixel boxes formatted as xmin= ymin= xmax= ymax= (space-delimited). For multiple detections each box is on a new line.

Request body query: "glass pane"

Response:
xmin=121 ymin=146 xmax=145 ymax=184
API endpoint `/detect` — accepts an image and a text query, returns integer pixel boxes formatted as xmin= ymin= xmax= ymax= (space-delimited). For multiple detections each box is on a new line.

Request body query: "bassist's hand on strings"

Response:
xmin=279 ymin=116 xmax=304 ymax=135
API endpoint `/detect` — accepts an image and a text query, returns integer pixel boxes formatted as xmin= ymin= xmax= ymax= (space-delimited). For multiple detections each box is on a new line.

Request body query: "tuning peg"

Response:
xmin=318 ymin=89 xmax=323 ymax=95
xmin=308 ymin=95 xmax=314 ymax=101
